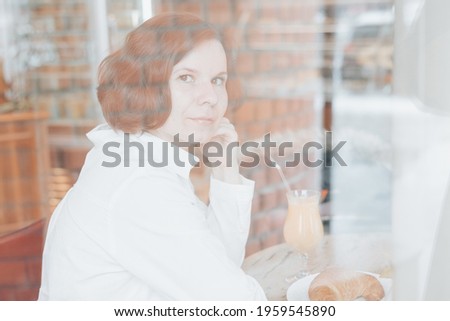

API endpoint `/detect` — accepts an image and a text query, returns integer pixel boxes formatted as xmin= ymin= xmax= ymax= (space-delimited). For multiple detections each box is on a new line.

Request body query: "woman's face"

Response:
xmin=154 ymin=39 xmax=228 ymax=144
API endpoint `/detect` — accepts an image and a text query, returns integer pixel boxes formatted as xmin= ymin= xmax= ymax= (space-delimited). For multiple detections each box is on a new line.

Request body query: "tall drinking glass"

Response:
xmin=283 ymin=189 xmax=324 ymax=282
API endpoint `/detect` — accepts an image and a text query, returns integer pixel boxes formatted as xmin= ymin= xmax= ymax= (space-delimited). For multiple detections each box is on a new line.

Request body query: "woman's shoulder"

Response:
xmin=107 ymin=168 xmax=205 ymax=231
xmin=109 ymin=167 xmax=193 ymax=205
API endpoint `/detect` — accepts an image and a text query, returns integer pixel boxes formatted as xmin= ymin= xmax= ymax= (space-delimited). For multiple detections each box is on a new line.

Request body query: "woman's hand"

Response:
xmin=205 ymin=117 xmax=242 ymax=184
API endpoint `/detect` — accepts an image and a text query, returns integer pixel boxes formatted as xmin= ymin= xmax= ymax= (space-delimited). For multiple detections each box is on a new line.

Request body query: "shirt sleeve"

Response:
xmin=206 ymin=175 xmax=255 ymax=266
xmin=107 ymin=173 xmax=266 ymax=301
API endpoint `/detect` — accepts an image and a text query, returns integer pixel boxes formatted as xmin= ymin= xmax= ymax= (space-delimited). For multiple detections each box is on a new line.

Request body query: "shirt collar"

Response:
xmin=136 ymin=131 xmax=199 ymax=179
xmin=87 ymin=124 xmax=199 ymax=179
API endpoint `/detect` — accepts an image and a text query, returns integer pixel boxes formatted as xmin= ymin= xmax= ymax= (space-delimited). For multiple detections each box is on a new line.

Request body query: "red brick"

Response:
xmin=302 ymin=5 xmax=317 ymax=22
xmin=254 ymin=215 xmax=271 ymax=235
xmin=207 ymin=0 xmax=232 ymax=24
xmin=258 ymin=1 xmax=280 ymax=23
xmin=236 ymin=51 xmax=255 ymax=75
xmin=155 ymin=1 xmax=173 ymax=13
xmin=252 ymin=168 xmax=267 ymax=191
xmin=235 ymin=0 xmax=256 ymax=22
xmin=286 ymin=117 xmax=298 ymax=131
xmin=174 ymin=0 xmax=203 ymax=17
xmin=277 ymin=189 xmax=289 ymax=209
xmin=234 ymin=123 xmax=247 ymax=141
xmin=0 ymin=261 xmax=28 ymax=286
xmin=279 ymin=4 xmax=292 ymax=21
xmin=283 ymin=32 xmax=296 ymax=44
xmin=265 ymin=31 xmax=284 ymax=46
xmin=273 ymin=53 xmax=293 ymax=70
xmin=234 ymin=102 xmax=255 ymax=123
xmin=292 ymin=54 xmax=305 ymax=67
xmin=274 ymin=99 xmax=288 ymax=117
xmin=286 ymin=98 xmax=297 ymax=113
xmin=261 ymin=191 xmax=278 ymax=211
xmin=286 ymin=166 xmax=306 ymax=184
xmin=271 ymin=208 xmax=287 ymax=230
xmin=267 ymin=167 xmax=282 ymax=185
xmin=245 ymin=239 xmax=262 ymax=257
xmin=302 ymin=109 xmax=315 ymax=127
xmin=267 ymin=119 xmax=284 ymax=134
xmin=255 ymin=100 xmax=272 ymax=121
xmin=247 ymin=27 xmax=265 ymax=48
xmin=247 ymin=123 xmax=267 ymax=140
xmin=257 ymin=52 xmax=273 ymax=73
xmin=223 ymin=26 xmax=238 ymax=50
xmin=251 ymin=195 xmax=261 ymax=214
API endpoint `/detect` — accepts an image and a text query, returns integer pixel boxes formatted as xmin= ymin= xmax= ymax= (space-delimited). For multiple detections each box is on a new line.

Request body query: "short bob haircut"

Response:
xmin=97 ymin=12 xmax=240 ymax=134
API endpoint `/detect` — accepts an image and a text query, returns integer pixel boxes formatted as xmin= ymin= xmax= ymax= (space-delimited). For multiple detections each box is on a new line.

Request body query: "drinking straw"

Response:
xmin=272 ymin=158 xmax=292 ymax=194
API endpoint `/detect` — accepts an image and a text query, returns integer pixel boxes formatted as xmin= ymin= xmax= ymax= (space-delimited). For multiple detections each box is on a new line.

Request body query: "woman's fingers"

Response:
xmin=211 ymin=118 xmax=238 ymax=144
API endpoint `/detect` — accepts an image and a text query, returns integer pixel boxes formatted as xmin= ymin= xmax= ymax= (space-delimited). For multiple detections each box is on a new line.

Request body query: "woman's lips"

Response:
xmin=188 ymin=117 xmax=215 ymax=124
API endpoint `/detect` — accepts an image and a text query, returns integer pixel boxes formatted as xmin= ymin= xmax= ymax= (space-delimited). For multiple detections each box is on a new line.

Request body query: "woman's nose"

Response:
xmin=196 ymin=81 xmax=218 ymax=106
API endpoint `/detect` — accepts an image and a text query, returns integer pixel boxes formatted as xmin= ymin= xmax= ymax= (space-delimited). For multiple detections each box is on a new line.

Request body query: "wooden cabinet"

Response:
xmin=0 ymin=111 xmax=49 ymax=235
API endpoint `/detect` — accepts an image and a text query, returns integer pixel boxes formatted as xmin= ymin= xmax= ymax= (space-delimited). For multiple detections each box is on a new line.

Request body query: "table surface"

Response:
xmin=242 ymin=232 xmax=392 ymax=301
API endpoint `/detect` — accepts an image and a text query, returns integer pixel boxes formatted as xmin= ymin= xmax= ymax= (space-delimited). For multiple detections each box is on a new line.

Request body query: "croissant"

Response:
xmin=308 ymin=267 xmax=385 ymax=301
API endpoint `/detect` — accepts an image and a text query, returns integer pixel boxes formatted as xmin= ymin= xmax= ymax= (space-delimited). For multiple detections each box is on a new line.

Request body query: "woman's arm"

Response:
xmin=206 ymin=176 xmax=254 ymax=265
xmin=203 ymin=117 xmax=255 ymax=264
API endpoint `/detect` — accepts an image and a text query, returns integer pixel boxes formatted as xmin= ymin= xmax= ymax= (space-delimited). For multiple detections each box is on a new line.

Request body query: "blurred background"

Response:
xmin=0 ymin=0 xmax=448 ymax=301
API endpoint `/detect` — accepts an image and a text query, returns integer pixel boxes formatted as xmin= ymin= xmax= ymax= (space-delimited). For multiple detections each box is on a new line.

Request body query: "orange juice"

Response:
xmin=283 ymin=190 xmax=324 ymax=253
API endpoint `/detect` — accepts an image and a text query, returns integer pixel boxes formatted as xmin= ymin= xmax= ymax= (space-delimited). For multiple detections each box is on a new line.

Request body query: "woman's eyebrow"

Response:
xmin=172 ymin=67 xmax=198 ymax=74
xmin=172 ymin=68 xmax=228 ymax=78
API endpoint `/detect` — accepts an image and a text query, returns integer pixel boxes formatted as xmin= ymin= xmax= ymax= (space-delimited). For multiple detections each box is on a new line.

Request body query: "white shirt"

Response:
xmin=39 ymin=124 xmax=266 ymax=300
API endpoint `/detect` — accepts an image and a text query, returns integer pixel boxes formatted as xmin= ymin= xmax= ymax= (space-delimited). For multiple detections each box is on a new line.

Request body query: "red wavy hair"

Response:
xmin=97 ymin=12 xmax=240 ymax=134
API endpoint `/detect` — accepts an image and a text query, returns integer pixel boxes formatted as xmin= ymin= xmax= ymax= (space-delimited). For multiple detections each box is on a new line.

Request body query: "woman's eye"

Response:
xmin=212 ymin=77 xmax=226 ymax=86
xmin=178 ymin=74 xmax=194 ymax=83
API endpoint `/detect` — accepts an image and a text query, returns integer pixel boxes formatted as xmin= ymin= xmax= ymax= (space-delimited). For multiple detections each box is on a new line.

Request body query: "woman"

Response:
xmin=39 ymin=12 xmax=266 ymax=300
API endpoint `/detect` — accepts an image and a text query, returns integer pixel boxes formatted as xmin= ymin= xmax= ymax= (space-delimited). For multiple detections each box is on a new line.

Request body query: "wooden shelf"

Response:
xmin=0 ymin=111 xmax=50 ymax=228
xmin=0 ymin=110 xmax=48 ymax=123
